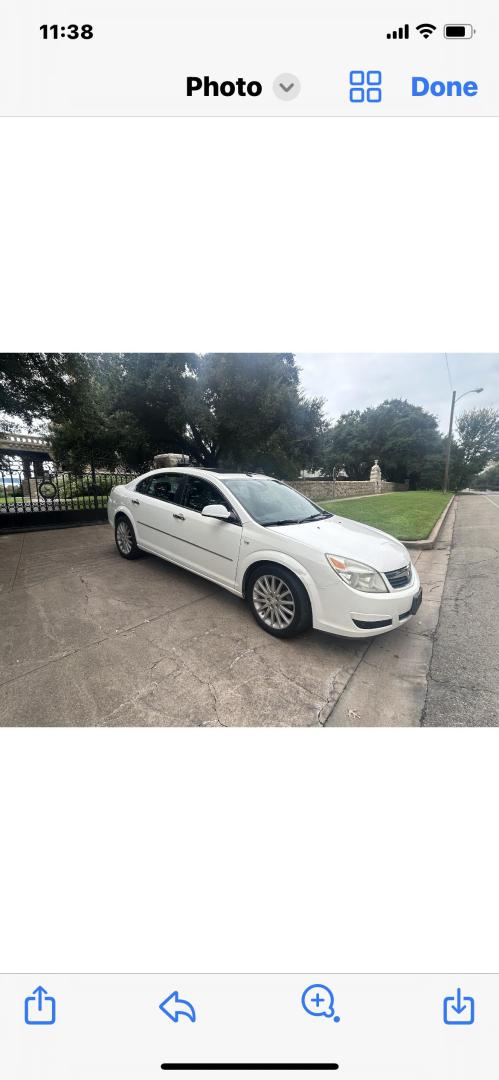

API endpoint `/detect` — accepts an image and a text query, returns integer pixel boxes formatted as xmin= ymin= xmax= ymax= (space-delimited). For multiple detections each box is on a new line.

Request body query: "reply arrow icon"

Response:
xmin=159 ymin=991 xmax=196 ymax=1023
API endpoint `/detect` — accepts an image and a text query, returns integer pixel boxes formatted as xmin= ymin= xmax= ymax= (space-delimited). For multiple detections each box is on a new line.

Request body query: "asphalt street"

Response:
xmin=424 ymin=494 xmax=499 ymax=726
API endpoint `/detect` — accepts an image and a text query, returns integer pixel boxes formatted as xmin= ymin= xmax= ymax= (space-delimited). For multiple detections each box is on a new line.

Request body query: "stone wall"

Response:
xmin=381 ymin=481 xmax=409 ymax=493
xmin=288 ymin=479 xmax=409 ymax=500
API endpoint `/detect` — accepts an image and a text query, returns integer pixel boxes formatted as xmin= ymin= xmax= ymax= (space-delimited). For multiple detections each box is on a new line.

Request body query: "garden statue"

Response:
xmin=370 ymin=459 xmax=382 ymax=491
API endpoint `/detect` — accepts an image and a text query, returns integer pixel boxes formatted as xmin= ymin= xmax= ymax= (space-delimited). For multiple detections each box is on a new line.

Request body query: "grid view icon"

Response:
xmin=349 ymin=70 xmax=382 ymax=103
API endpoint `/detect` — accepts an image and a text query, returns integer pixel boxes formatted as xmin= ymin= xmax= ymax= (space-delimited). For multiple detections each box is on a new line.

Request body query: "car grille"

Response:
xmin=385 ymin=564 xmax=412 ymax=589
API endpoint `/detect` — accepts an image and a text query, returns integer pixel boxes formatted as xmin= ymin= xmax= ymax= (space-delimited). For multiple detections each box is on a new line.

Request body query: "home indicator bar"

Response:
xmin=160 ymin=1067 xmax=340 ymax=1073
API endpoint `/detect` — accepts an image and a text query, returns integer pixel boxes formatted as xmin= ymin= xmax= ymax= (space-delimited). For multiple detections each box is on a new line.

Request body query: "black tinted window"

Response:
xmin=136 ymin=473 xmax=184 ymax=503
xmin=182 ymin=477 xmax=228 ymax=513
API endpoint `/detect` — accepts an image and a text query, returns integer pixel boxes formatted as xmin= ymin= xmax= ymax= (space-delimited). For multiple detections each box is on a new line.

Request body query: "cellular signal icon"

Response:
xmin=387 ymin=23 xmax=410 ymax=39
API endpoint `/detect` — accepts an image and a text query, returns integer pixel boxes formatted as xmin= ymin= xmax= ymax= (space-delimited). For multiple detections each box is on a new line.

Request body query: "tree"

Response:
xmin=189 ymin=354 xmax=326 ymax=474
xmin=473 ymin=461 xmax=499 ymax=490
xmin=49 ymin=353 xmax=327 ymax=475
xmin=321 ymin=399 xmax=443 ymax=485
xmin=455 ymin=407 xmax=499 ymax=476
xmin=50 ymin=355 xmax=153 ymax=469
xmin=0 ymin=353 xmax=88 ymax=425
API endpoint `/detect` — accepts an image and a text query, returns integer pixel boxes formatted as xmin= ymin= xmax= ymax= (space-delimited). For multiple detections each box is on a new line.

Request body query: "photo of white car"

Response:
xmin=3 ymin=352 xmax=497 ymax=726
xmin=108 ymin=467 xmax=422 ymax=639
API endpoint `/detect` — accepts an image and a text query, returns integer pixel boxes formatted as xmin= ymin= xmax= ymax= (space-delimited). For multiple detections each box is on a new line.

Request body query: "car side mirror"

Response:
xmin=201 ymin=503 xmax=232 ymax=521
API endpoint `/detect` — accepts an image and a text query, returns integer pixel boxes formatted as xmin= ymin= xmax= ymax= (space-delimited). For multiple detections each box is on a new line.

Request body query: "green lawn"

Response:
xmin=318 ymin=491 xmax=452 ymax=541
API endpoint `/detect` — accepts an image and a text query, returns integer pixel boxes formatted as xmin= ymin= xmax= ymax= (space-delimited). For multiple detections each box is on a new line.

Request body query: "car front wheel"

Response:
xmin=247 ymin=565 xmax=311 ymax=638
xmin=115 ymin=515 xmax=141 ymax=559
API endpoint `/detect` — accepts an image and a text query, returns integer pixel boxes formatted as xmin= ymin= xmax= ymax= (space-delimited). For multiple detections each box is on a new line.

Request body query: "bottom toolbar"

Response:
xmin=0 ymin=974 xmax=495 ymax=1078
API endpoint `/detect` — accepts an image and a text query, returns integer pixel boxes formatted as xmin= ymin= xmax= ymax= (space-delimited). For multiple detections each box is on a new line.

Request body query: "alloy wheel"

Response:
xmin=116 ymin=519 xmax=133 ymax=555
xmin=252 ymin=574 xmax=296 ymax=630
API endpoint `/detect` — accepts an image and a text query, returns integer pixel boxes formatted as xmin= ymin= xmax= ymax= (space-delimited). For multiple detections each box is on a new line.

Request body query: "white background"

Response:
xmin=0 ymin=119 xmax=496 ymax=351
xmin=1 ymin=118 xmax=498 ymax=974
xmin=2 ymin=729 xmax=498 ymax=971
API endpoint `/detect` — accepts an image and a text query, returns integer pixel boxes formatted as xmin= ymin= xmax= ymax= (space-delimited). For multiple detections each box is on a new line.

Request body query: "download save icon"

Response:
xmin=443 ymin=988 xmax=475 ymax=1025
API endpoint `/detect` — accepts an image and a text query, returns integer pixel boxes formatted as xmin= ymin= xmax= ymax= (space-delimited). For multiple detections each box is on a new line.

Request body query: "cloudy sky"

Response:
xmin=297 ymin=354 xmax=499 ymax=434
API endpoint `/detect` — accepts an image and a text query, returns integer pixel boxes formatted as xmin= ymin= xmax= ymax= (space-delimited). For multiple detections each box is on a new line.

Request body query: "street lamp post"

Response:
xmin=443 ymin=387 xmax=484 ymax=493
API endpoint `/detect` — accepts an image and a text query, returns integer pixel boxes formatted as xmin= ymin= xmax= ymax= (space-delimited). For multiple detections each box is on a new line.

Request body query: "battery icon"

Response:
xmin=443 ymin=24 xmax=475 ymax=39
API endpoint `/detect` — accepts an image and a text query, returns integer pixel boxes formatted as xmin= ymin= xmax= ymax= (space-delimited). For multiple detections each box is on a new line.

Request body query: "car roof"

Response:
xmin=138 ymin=467 xmax=275 ymax=481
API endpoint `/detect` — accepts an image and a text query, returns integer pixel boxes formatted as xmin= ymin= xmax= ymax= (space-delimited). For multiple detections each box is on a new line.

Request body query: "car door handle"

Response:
xmin=173 ymin=512 xmax=185 ymax=521
xmin=131 ymin=499 xmax=140 ymax=505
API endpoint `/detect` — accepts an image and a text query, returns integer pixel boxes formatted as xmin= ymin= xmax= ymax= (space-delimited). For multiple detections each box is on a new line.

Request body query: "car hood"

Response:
xmin=269 ymin=515 xmax=410 ymax=572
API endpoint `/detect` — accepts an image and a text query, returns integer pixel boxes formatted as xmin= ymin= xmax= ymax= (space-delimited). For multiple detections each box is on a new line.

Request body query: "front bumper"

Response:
xmin=350 ymin=585 xmax=422 ymax=631
xmin=312 ymin=570 xmax=423 ymax=638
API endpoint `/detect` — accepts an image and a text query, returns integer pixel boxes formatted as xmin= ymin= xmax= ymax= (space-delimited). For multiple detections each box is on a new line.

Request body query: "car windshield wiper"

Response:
xmin=263 ymin=512 xmax=332 ymax=527
xmin=295 ymin=512 xmax=332 ymax=523
xmin=263 ymin=518 xmax=302 ymax=527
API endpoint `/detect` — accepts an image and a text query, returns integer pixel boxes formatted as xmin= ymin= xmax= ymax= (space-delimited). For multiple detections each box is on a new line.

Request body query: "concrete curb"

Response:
xmin=404 ymin=495 xmax=455 ymax=550
xmin=324 ymin=492 xmax=398 ymax=504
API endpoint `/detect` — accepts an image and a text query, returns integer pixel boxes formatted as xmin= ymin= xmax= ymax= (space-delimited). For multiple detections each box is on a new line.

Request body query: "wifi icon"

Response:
xmin=416 ymin=22 xmax=437 ymax=38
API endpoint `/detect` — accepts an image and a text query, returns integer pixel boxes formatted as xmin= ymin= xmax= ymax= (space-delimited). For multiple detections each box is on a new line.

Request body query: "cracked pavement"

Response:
xmin=0 ymin=523 xmax=367 ymax=726
xmin=423 ymin=493 xmax=499 ymax=726
xmin=325 ymin=500 xmax=457 ymax=726
xmin=0 ymin=503 xmax=477 ymax=726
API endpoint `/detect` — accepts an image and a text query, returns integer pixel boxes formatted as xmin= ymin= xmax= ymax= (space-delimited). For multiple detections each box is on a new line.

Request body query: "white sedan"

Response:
xmin=107 ymin=467 xmax=422 ymax=639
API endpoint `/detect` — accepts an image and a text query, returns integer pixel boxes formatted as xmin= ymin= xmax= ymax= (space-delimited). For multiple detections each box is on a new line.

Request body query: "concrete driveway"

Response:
xmin=0 ymin=517 xmax=453 ymax=727
xmin=0 ymin=523 xmax=368 ymax=726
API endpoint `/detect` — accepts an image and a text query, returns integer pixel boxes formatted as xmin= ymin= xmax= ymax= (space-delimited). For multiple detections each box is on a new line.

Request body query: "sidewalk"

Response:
xmin=325 ymin=500 xmax=456 ymax=726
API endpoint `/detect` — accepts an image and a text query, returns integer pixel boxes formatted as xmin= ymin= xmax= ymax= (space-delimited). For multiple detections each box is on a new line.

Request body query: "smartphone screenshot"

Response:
xmin=0 ymin=3 xmax=498 ymax=1078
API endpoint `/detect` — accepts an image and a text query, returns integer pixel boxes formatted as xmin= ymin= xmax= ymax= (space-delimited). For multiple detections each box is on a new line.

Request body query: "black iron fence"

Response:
xmin=0 ymin=468 xmax=139 ymax=529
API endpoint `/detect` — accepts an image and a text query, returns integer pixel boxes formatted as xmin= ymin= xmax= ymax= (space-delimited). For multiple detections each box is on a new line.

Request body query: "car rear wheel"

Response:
xmin=115 ymin=515 xmax=141 ymax=559
xmin=247 ymin=564 xmax=312 ymax=639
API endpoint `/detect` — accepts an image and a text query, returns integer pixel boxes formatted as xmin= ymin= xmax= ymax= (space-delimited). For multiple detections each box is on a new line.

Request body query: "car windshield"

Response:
xmin=222 ymin=477 xmax=332 ymax=526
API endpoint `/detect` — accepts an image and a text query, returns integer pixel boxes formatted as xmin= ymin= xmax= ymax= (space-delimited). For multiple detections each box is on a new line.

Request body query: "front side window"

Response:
xmin=182 ymin=476 xmax=230 ymax=513
xmin=223 ymin=477 xmax=331 ymax=526
xmin=136 ymin=472 xmax=184 ymax=503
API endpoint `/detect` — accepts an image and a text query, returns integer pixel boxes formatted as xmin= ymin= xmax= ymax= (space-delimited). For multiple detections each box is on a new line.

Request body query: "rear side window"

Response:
xmin=135 ymin=472 xmax=184 ymax=503
xmin=182 ymin=477 xmax=230 ymax=513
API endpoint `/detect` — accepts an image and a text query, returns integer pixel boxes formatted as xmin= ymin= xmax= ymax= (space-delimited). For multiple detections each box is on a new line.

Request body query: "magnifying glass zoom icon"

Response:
xmin=301 ymin=984 xmax=340 ymax=1021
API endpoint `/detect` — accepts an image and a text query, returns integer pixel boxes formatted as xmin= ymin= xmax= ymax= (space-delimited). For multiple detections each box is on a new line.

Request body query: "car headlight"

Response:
xmin=325 ymin=554 xmax=388 ymax=593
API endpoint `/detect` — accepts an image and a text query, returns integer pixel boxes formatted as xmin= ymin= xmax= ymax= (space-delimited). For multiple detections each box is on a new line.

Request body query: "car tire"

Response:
xmin=115 ymin=514 xmax=142 ymax=559
xmin=247 ymin=564 xmax=312 ymax=639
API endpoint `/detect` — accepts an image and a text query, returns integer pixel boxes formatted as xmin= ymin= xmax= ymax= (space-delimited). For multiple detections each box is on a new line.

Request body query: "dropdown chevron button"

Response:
xmin=273 ymin=73 xmax=301 ymax=100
